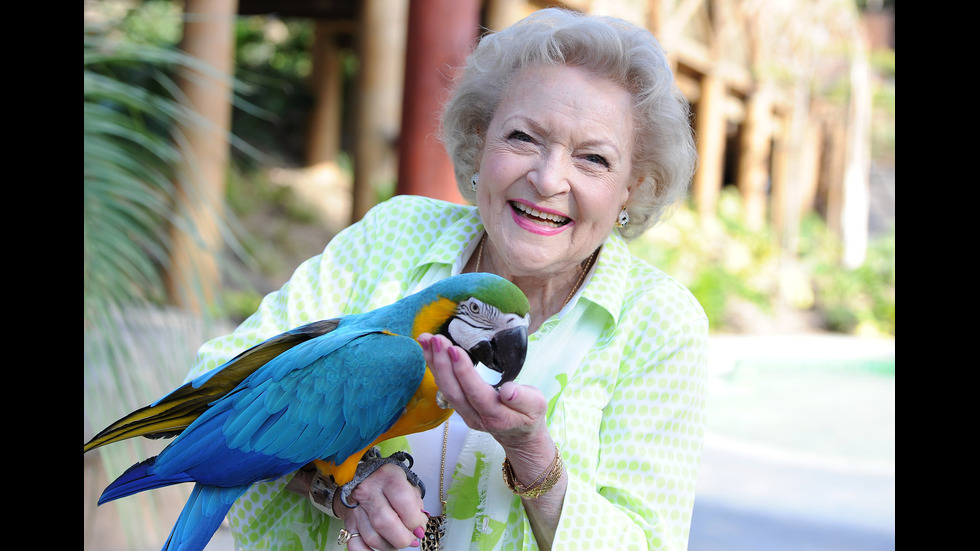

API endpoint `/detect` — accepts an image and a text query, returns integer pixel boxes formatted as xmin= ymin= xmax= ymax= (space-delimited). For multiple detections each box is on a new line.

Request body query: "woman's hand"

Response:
xmin=336 ymin=463 xmax=428 ymax=550
xmin=419 ymin=332 xmax=567 ymax=550
xmin=418 ymin=333 xmax=550 ymax=452
xmin=334 ymin=464 xmax=429 ymax=551
xmin=287 ymin=463 xmax=427 ymax=550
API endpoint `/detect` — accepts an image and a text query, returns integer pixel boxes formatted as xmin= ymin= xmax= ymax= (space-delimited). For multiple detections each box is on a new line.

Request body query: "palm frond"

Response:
xmin=83 ymin=12 xmax=249 ymax=549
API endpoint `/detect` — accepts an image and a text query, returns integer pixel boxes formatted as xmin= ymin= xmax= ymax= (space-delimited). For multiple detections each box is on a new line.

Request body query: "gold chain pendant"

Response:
xmin=421 ymin=513 xmax=445 ymax=551
xmin=421 ymin=421 xmax=452 ymax=551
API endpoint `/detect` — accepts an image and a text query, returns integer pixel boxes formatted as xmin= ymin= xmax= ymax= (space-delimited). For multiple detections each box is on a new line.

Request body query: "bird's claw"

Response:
xmin=338 ymin=448 xmax=426 ymax=508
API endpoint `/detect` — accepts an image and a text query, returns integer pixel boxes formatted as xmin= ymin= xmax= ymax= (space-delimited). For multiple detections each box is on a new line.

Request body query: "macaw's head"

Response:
xmin=413 ymin=273 xmax=530 ymax=388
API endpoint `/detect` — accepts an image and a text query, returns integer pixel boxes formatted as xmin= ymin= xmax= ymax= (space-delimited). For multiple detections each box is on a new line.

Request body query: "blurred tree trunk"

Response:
xmin=352 ymin=0 xmax=409 ymax=221
xmin=165 ymin=0 xmax=238 ymax=314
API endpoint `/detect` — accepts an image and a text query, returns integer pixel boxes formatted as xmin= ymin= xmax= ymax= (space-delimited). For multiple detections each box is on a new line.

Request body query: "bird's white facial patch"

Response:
xmin=448 ymin=298 xmax=498 ymax=351
xmin=447 ymin=298 xmax=529 ymax=352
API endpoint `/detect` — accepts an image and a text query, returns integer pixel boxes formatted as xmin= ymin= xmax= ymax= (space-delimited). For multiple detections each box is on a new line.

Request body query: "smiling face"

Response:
xmin=475 ymin=63 xmax=635 ymax=279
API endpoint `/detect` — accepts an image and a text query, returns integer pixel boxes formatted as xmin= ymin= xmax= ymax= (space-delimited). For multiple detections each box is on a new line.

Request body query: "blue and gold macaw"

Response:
xmin=83 ymin=273 xmax=530 ymax=551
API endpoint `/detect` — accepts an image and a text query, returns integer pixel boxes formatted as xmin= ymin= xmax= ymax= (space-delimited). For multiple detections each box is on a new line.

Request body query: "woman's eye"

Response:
xmin=584 ymin=154 xmax=609 ymax=167
xmin=508 ymin=130 xmax=533 ymax=143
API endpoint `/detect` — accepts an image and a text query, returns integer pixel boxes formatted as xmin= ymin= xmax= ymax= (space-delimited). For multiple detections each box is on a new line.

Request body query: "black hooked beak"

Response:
xmin=466 ymin=325 xmax=528 ymax=389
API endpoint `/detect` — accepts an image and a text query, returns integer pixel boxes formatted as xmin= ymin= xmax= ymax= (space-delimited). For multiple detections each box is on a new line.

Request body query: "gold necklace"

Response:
xmin=474 ymin=233 xmax=486 ymax=272
xmin=474 ymin=233 xmax=597 ymax=310
xmin=422 ymin=421 xmax=450 ymax=551
xmin=562 ymin=249 xmax=597 ymax=309
xmin=424 ymin=235 xmax=593 ymax=550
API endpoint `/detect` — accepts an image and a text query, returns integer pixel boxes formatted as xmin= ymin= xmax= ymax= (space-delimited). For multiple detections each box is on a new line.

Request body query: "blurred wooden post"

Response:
xmin=784 ymin=83 xmax=809 ymax=256
xmin=166 ymin=0 xmax=238 ymax=314
xmin=352 ymin=0 xmax=409 ymax=221
xmin=692 ymin=71 xmax=726 ymax=220
xmin=825 ymin=119 xmax=846 ymax=243
xmin=799 ymin=109 xmax=823 ymax=214
xmin=307 ymin=21 xmax=345 ymax=167
xmin=395 ymin=0 xmax=478 ymax=203
xmin=769 ymin=109 xmax=789 ymax=246
xmin=646 ymin=0 xmax=664 ymax=35
xmin=737 ymin=84 xmax=773 ymax=230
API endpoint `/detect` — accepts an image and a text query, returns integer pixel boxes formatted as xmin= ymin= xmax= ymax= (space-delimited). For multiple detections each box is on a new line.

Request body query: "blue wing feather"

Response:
xmin=147 ymin=327 xmax=426 ymax=488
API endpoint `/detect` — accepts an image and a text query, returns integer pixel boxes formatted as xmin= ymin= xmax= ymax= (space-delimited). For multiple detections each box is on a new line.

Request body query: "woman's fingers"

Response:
xmin=494 ymin=381 xmax=546 ymax=421
xmin=420 ymin=334 xmax=468 ymax=410
xmin=420 ymin=333 xmax=546 ymax=437
xmin=340 ymin=463 xmax=427 ymax=550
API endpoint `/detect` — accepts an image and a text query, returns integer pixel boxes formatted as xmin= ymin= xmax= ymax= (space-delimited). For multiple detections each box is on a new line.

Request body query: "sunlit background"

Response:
xmin=83 ymin=0 xmax=894 ymax=549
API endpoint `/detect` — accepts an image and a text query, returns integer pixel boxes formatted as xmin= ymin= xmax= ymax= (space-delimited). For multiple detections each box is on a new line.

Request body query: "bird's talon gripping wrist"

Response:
xmin=337 ymin=448 xmax=426 ymax=508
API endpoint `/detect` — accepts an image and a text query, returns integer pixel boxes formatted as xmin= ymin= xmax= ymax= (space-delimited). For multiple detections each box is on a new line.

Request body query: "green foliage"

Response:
xmin=230 ymin=16 xmax=317 ymax=168
xmin=631 ymin=189 xmax=780 ymax=329
xmin=84 ymin=14 xmax=195 ymax=322
xmin=116 ymin=0 xmax=183 ymax=46
xmin=224 ymin=166 xmax=320 ymax=277
xmin=85 ymin=0 xmax=250 ymax=324
xmin=870 ymin=49 xmax=895 ymax=163
xmin=800 ymin=215 xmax=895 ymax=336
xmin=220 ymin=287 xmax=265 ymax=324
xmin=631 ymin=187 xmax=895 ymax=336
xmin=84 ymin=4 xmax=239 ymax=547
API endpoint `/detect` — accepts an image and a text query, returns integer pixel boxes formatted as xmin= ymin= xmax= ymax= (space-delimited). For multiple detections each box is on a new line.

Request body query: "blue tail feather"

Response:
xmin=163 ymin=483 xmax=249 ymax=551
xmin=99 ymin=456 xmax=195 ymax=505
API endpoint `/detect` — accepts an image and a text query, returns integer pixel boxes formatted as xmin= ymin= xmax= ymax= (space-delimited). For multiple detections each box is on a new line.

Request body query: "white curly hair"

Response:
xmin=440 ymin=7 xmax=698 ymax=240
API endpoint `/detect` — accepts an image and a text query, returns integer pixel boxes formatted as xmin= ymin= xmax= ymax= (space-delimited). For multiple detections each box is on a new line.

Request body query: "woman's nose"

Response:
xmin=527 ymin=150 xmax=570 ymax=197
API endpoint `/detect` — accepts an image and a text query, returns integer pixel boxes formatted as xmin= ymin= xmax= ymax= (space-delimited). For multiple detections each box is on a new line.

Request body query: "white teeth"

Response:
xmin=512 ymin=202 xmax=568 ymax=225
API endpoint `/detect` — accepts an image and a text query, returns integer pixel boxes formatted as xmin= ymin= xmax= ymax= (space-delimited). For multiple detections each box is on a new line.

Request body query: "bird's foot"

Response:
xmin=338 ymin=448 xmax=426 ymax=508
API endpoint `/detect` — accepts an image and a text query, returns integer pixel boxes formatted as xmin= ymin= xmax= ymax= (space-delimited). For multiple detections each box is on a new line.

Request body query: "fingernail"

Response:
xmin=509 ymin=387 xmax=519 ymax=401
xmin=410 ymin=539 xmax=421 ymax=548
xmin=414 ymin=526 xmax=426 ymax=539
xmin=419 ymin=337 xmax=429 ymax=351
xmin=448 ymin=347 xmax=459 ymax=362
xmin=433 ymin=338 xmax=442 ymax=353
xmin=422 ymin=508 xmax=432 ymax=517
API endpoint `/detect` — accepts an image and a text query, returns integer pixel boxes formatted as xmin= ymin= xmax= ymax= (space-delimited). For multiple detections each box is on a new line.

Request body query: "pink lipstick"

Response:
xmin=509 ymin=200 xmax=572 ymax=236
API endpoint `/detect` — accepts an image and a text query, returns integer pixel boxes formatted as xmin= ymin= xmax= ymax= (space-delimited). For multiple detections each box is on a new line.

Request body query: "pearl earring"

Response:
xmin=470 ymin=173 xmax=479 ymax=192
xmin=616 ymin=206 xmax=629 ymax=228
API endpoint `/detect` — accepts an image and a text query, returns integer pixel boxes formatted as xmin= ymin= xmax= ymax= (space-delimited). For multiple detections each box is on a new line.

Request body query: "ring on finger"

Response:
xmin=337 ymin=528 xmax=360 ymax=545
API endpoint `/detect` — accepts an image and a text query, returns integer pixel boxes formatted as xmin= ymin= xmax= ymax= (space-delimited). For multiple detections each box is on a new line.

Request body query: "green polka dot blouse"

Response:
xmin=184 ymin=195 xmax=709 ymax=550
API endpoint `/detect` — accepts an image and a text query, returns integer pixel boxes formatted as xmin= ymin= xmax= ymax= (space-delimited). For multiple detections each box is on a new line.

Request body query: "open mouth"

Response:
xmin=510 ymin=201 xmax=571 ymax=228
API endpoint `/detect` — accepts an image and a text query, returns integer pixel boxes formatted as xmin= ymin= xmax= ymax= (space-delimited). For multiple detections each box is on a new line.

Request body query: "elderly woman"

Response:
xmin=186 ymin=7 xmax=706 ymax=551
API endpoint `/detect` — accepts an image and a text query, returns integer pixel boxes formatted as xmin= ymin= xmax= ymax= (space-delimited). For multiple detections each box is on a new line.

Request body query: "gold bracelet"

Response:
xmin=502 ymin=444 xmax=563 ymax=500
